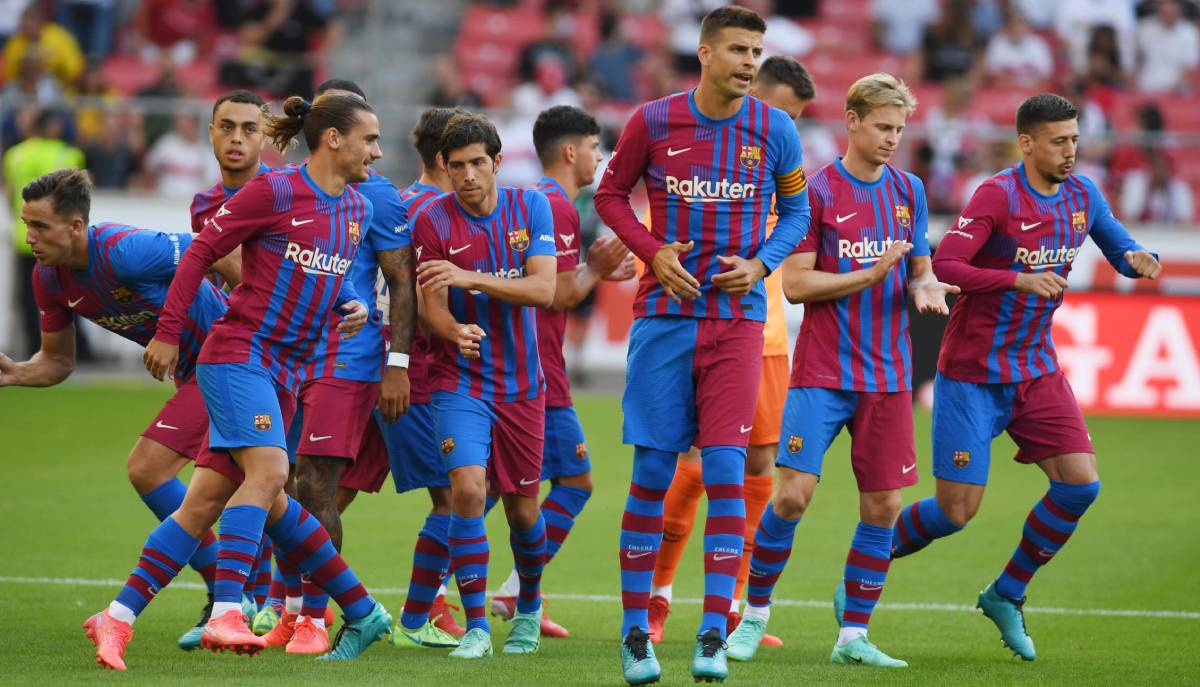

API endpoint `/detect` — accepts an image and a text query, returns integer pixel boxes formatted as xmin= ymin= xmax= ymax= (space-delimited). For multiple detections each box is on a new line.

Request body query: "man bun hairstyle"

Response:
xmin=264 ymin=93 xmax=375 ymax=153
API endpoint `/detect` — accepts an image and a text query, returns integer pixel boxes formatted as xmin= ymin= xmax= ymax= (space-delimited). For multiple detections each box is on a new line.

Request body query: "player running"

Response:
xmin=594 ymin=7 xmax=811 ymax=684
xmin=0 ymin=168 xmax=235 ymax=650
xmin=726 ymin=73 xmax=956 ymax=668
xmin=412 ymin=113 xmax=557 ymax=659
xmin=486 ymin=104 xmax=635 ymax=638
xmin=647 ymin=56 xmax=815 ymax=651
xmin=82 ymin=93 xmax=392 ymax=670
xmin=878 ymin=93 xmax=1161 ymax=662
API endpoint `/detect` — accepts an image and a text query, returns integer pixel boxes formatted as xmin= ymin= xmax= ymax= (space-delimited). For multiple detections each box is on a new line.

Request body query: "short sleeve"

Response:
xmin=524 ymin=190 xmax=557 ymax=260
xmin=412 ymin=207 xmax=446 ymax=268
xmin=366 ymin=182 xmax=411 ymax=252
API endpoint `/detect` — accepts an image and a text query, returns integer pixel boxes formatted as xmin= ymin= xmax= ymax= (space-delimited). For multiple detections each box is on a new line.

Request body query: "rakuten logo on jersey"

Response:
xmin=284 ymin=242 xmax=351 ymax=277
xmin=838 ymin=237 xmax=903 ymax=265
xmin=94 ymin=310 xmax=155 ymax=331
xmin=1015 ymin=245 xmax=1079 ymax=270
xmin=468 ymin=266 xmax=525 ymax=295
xmin=665 ymin=176 xmax=756 ymax=203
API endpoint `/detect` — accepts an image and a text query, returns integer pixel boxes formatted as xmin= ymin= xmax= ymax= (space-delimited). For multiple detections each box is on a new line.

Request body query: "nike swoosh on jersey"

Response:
xmin=836 ymin=212 xmax=858 ymax=223
xmin=291 ymin=217 xmax=314 ymax=226
xmin=68 ymin=297 xmax=85 ymax=307
xmin=449 ymin=245 xmax=470 ymax=255
xmin=1021 ymin=221 xmax=1042 ymax=231
xmin=666 ymin=147 xmax=691 ymax=157
xmin=155 ymin=421 xmax=179 ymax=430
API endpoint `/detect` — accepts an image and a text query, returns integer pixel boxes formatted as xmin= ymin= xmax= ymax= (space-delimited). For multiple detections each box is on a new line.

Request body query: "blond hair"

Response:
xmin=845 ymin=73 xmax=917 ymax=120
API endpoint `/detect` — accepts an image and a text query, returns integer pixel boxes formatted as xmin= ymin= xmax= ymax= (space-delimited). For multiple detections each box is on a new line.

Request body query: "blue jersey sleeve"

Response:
xmin=908 ymin=172 xmax=931 ymax=257
xmin=757 ymin=108 xmax=811 ymax=272
xmin=524 ymin=190 xmax=557 ymax=260
xmin=361 ymin=176 xmax=412 ymax=252
xmin=110 ymin=230 xmax=193 ymax=283
xmin=1082 ymin=176 xmax=1155 ymax=279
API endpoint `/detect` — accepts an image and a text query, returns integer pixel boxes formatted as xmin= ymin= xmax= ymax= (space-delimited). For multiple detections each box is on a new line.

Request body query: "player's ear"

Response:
xmin=70 ymin=215 xmax=86 ymax=235
xmin=697 ymin=43 xmax=711 ymax=69
xmin=563 ymin=141 xmax=576 ymax=166
xmin=436 ymin=151 xmax=447 ymax=171
xmin=325 ymin=126 xmax=340 ymax=150
xmin=845 ymin=110 xmax=858 ymax=132
xmin=1017 ymin=132 xmax=1033 ymax=155
xmin=492 ymin=153 xmax=503 ymax=173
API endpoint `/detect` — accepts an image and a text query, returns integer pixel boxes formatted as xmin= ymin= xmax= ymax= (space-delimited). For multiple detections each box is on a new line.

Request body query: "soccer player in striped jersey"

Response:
xmin=487 ymin=105 xmax=635 ymax=638
xmin=648 ymin=55 xmax=815 ymax=651
xmin=412 ymin=113 xmax=557 ymax=659
xmin=0 ymin=169 xmax=235 ymax=650
xmin=884 ymin=93 xmax=1160 ymax=661
xmin=83 ymin=93 xmax=391 ymax=670
xmin=727 ymin=73 xmax=957 ymax=668
xmin=593 ymin=7 xmax=811 ymax=683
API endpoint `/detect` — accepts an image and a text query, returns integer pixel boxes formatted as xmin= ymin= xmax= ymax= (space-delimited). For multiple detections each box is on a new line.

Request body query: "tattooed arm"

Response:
xmin=378 ymin=245 xmax=416 ymax=421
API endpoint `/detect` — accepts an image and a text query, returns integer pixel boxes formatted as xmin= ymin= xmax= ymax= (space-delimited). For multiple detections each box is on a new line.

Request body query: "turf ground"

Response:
xmin=1 ymin=382 xmax=1198 ymax=686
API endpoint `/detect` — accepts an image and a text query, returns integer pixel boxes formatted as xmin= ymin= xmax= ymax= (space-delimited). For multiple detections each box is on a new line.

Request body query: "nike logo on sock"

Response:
xmin=625 ymin=550 xmax=654 ymax=559
xmin=712 ymin=553 xmax=739 ymax=561
xmin=858 ymin=583 xmax=883 ymax=591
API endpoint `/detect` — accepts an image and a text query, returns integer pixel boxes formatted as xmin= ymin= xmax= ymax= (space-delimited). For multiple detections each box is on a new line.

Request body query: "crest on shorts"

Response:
xmin=575 ymin=442 xmax=588 ymax=460
xmin=953 ymin=450 xmax=971 ymax=468
xmin=254 ymin=414 xmax=272 ymax=431
xmin=739 ymin=145 xmax=762 ymax=170
xmin=1071 ymin=211 xmax=1087 ymax=233
xmin=110 ymin=285 xmax=135 ymax=304
xmin=787 ymin=435 xmax=804 ymax=453
xmin=507 ymin=227 xmax=530 ymax=252
xmin=348 ymin=221 xmax=361 ymax=244
xmin=441 ymin=437 xmax=455 ymax=455
xmin=895 ymin=205 xmax=912 ymax=228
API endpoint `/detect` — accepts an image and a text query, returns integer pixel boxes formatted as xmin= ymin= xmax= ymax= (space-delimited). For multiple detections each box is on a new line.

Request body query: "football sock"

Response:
xmin=745 ymin=504 xmax=800 ymax=610
xmin=213 ymin=505 xmax=268 ymax=606
xmin=698 ymin=445 xmax=746 ymax=639
xmin=651 ymin=459 xmax=703 ymax=589
xmin=995 ymin=480 xmax=1100 ymax=601
xmin=266 ymin=563 xmax=285 ymax=610
xmin=139 ymin=478 xmax=217 ymax=591
xmin=253 ymin=537 xmax=273 ymax=606
xmin=733 ymin=474 xmax=774 ymax=605
xmin=449 ymin=513 xmax=490 ymax=633
xmin=541 ymin=484 xmax=590 ymax=562
xmin=841 ymin=522 xmax=893 ymax=633
xmin=113 ymin=516 xmax=200 ymax=622
xmin=892 ymin=497 xmax=962 ymax=558
xmin=401 ymin=513 xmax=451 ymax=630
xmin=511 ymin=513 xmax=547 ymax=614
xmin=619 ymin=446 xmax=676 ymax=637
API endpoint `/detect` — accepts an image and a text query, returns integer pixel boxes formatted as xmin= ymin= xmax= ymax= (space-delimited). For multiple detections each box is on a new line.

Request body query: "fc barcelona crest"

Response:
xmin=575 ymin=442 xmax=588 ymax=460
xmin=348 ymin=221 xmax=361 ymax=244
xmin=507 ymin=227 xmax=530 ymax=252
xmin=895 ymin=205 xmax=912 ymax=228
xmin=111 ymin=285 xmax=135 ymax=304
xmin=787 ymin=435 xmax=804 ymax=453
xmin=254 ymin=414 xmax=272 ymax=431
xmin=739 ymin=145 xmax=762 ymax=169
xmin=953 ymin=450 xmax=971 ymax=468
xmin=441 ymin=437 xmax=456 ymax=455
xmin=1071 ymin=211 xmax=1087 ymax=233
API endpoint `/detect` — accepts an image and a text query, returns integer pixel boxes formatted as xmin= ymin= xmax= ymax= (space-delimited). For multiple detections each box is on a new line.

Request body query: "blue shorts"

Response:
xmin=432 ymin=390 xmax=545 ymax=497
xmin=932 ymin=372 xmax=1093 ymax=486
xmin=776 ymin=387 xmax=917 ymax=492
xmin=542 ymin=406 xmax=590 ymax=480
xmin=381 ymin=402 xmax=449 ymax=494
xmin=196 ymin=362 xmax=291 ymax=452
xmin=623 ymin=316 xmax=763 ymax=452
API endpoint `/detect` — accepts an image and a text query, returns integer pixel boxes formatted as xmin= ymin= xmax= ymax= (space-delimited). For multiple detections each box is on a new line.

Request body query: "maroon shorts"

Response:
xmin=294 ymin=377 xmax=379 ymax=460
xmin=337 ymin=415 xmax=390 ymax=493
xmin=433 ymin=391 xmax=546 ymax=498
xmin=1009 ymin=371 xmax=1095 ymax=463
xmin=141 ymin=378 xmax=209 ymax=460
xmin=196 ymin=390 xmax=297 ymax=486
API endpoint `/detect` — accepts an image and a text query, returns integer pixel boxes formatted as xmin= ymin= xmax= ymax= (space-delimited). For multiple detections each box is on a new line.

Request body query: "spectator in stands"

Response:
xmin=662 ymin=0 xmax=724 ymax=73
xmin=143 ymin=110 xmax=217 ymax=197
xmin=1012 ymin=0 xmax=1056 ymax=29
xmin=590 ymin=11 xmax=642 ymax=102
xmin=871 ymin=0 xmax=939 ymax=55
xmin=71 ymin=60 xmax=118 ymax=146
xmin=1 ymin=52 xmax=63 ymax=110
xmin=426 ymin=52 xmax=484 ymax=108
xmin=920 ymin=0 xmax=983 ymax=83
xmin=1056 ymin=0 xmax=1136 ymax=77
xmin=55 ymin=0 xmax=116 ymax=60
xmin=923 ymin=78 xmax=991 ymax=212
xmin=1120 ymin=150 xmax=1195 ymax=224
xmin=517 ymin=4 xmax=581 ymax=84
xmin=512 ymin=52 xmax=580 ymax=117
xmin=984 ymin=8 xmax=1055 ymax=87
xmin=137 ymin=54 xmax=183 ymax=146
xmin=1084 ymin=24 xmax=1129 ymax=89
xmin=129 ymin=0 xmax=212 ymax=66
xmin=220 ymin=0 xmax=342 ymax=98
xmin=84 ymin=109 xmax=144 ymax=189
xmin=1136 ymin=0 xmax=1199 ymax=92
xmin=3 ymin=5 xmax=84 ymax=88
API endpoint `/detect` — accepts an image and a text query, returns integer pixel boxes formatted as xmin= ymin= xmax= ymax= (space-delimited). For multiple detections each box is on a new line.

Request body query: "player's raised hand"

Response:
xmin=143 ymin=339 xmax=178 ymax=382
xmin=1014 ymin=271 xmax=1069 ymax=299
xmin=1124 ymin=250 xmax=1163 ymax=279
xmin=378 ymin=366 xmax=411 ymax=422
xmin=338 ymin=300 xmax=369 ymax=338
xmin=911 ymin=279 xmax=961 ymax=315
xmin=0 ymin=352 xmax=16 ymax=387
xmin=456 ymin=323 xmax=486 ymax=360
xmin=418 ymin=259 xmax=476 ymax=292
xmin=712 ymin=254 xmax=767 ymax=297
xmin=586 ymin=235 xmax=631 ymax=278
xmin=869 ymin=241 xmax=913 ymax=283
xmin=651 ymin=241 xmax=701 ymax=303
xmin=605 ymin=253 xmax=637 ymax=282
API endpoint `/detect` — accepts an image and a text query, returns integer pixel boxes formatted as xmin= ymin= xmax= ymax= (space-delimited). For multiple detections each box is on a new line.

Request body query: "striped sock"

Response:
xmin=995 ymin=480 xmax=1100 ymax=601
xmin=138 ymin=478 xmax=217 ymax=591
xmin=619 ymin=446 xmax=676 ymax=638
xmin=541 ymin=484 xmax=590 ymax=562
xmin=511 ymin=513 xmax=547 ymax=614
xmin=842 ymin=522 xmax=893 ymax=630
xmin=265 ymin=497 xmax=376 ymax=622
xmin=449 ymin=514 xmax=489 ymax=632
xmin=699 ymin=446 xmax=745 ymax=639
xmin=484 ymin=494 xmax=498 ymax=516
xmin=113 ymin=516 xmax=201 ymax=620
xmin=253 ymin=537 xmax=273 ymax=606
xmin=745 ymin=505 xmax=800 ymax=609
xmin=892 ymin=497 xmax=962 ymax=558
xmin=213 ymin=505 xmax=268 ymax=606
xmin=401 ymin=514 xmax=451 ymax=630
xmin=265 ymin=563 xmax=286 ymax=610
xmin=275 ymin=550 xmax=302 ymax=599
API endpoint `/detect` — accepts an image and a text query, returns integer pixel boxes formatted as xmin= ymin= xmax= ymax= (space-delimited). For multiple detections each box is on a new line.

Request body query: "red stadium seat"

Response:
xmin=100 ymin=55 xmax=159 ymax=96
xmin=621 ymin=13 xmax=667 ymax=52
xmin=458 ymin=5 xmax=547 ymax=46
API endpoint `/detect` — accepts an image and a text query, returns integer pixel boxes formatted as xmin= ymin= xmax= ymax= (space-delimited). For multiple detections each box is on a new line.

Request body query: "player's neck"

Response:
xmin=221 ymin=161 xmax=260 ymax=190
xmin=543 ymin=165 xmax=579 ymax=200
xmin=457 ymin=188 xmax=499 ymax=217
xmin=304 ymin=157 xmax=347 ymax=197
xmin=418 ymin=171 xmax=452 ymax=194
xmin=66 ymin=233 xmax=89 ymax=270
xmin=1022 ymin=160 xmax=1060 ymax=196
xmin=840 ymin=151 xmax=884 ymax=184
xmin=694 ymin=82 xmax=743 ymax=121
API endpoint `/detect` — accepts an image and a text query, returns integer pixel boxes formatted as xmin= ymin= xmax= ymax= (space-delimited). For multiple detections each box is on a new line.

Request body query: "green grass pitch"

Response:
xmin=1 ymin=383 xmax=1197 ymax=686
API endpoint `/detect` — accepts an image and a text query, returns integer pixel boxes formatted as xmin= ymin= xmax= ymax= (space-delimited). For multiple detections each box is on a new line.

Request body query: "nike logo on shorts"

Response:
xmin=519 ymin=478 xmax=539 ymax=486
xmin=902 ymin=464 xmax=916 ymax=474
xmin=309 ymin=434 xmax=332 ymax=442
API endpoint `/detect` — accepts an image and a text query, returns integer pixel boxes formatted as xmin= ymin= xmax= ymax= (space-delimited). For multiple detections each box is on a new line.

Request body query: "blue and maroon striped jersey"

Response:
xmin=395 ymin=181 xmax=447 ymax=404
xmin=789 ymin=160 xmax=930 ymax=393
xmin=412 ymin=187 xmax=555 ymax=403
xmin=936 ymin=162 xmax=1152 ymax=384
xmin=31 ymin=223 xmax=228 ymax=384
xmin=594 ymin=89 xmax=811 ymax=321
xmin=532 ymin=176 xmax=580 ymax=408
xmin=190 ymin=163 xmax=271 ymax=234
xmin=157 ymin=164 xmax=370 ymax=393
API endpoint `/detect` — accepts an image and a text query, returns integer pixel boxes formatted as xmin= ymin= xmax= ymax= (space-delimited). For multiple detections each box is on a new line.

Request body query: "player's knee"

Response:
xmin=558 ymin=472 xmax=593 ymax=494
xmin=938 ymin=497 xmax=979 ymax=528
xmin=773 ymin=487 xmax=811 ymax=519
xmin=860 ymin=490 xmax=903 ymax=525
xmin=1050 ymin=479 xmax=1101 ymax=513
xmin=126 ymin=449 xmax=173 ymax=494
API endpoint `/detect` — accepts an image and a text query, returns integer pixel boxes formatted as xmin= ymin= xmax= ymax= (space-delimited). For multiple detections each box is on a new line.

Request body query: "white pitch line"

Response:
xmin=3 ymin=575 xmax=1197 ymax=620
